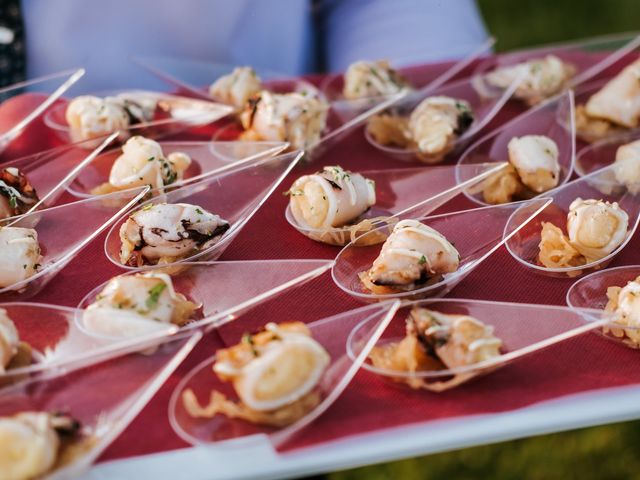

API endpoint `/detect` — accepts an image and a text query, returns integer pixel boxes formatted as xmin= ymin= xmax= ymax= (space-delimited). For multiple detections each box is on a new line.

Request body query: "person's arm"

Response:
xmin=320 ymin=0 xmax=489 ymax=72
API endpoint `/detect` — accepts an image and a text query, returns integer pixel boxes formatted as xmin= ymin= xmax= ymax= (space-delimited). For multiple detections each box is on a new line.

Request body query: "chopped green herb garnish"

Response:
xmin=146 ymin=283 xmax=167 ymax=310
xmin=418 ymin=255 xmax=427 ymax=265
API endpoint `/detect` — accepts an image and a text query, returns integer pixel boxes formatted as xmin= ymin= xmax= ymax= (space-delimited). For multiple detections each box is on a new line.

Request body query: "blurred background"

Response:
xmin=328 ymin=1 xmax=640 ymax=478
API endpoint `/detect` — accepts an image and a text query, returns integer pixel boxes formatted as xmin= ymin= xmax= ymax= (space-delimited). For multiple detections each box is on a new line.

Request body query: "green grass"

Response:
xmin=327 ymin=2 xmax=640 ymax=479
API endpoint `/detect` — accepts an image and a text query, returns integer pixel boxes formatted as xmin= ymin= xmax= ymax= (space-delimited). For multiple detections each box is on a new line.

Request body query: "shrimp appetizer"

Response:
xmin=182 ymin=322 xmax=330 ymax=427
xmin=66 ymin=93 xmax=157 ymax=142
xmin=240 ymin=90 xmax=329 ymax=150
xmin=209 ymin=66 xmax=263 ymax=109
xmin=0 ymin=168 xmax=39 ymax=220
xmin=0 ymin=308 xmax=32 ymax=374
xmin=484 ymin=55 xmax=575 ymax=105
xmin=575 ymin=59 xmax=640 ymax=142
xmin=604 ymin=276 xmax=640 ymax=347
xmin=370 ymin=307 xmax=502 ymax=391
xmin=367 ymin=96 xmax=474 ymax=163
xmin=342 ymin=60 xmax=410 ymax=100
xmin=0 ymin=411 xmax=86 ymax=480
xmin=82 ymin=272 xmax=198 ymax=337
xmin=482 ymin=135 xmax=561 ymax=204
xmin=360 ymin=219 xmax=460 ymax=295
xmin=0 ymin=227 xmax=41 ymax=288
xmin=538 ymin=198 xmax=629 ymax=270
xmin=612 ymin=139 xmax=640 ymax=194
xmin=287 ymin=166 xmax=376 ymax=229
xmin=91 ymin=136 xmax=191 ymax=196
xmin=119 ymin=203 xmax=230 ymax=267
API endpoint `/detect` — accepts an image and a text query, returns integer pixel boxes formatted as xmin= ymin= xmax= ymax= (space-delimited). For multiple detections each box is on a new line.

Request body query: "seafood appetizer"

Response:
xmin=0 ymin=227 xmax=41 ymax=288
xmin=370 ymin=307 xmax=502 ymax=391
xmin=0 ymin=167 xmax=39 ymax=219
xmin=575 ymin=59 xmax=640 ymax=142
xmin=482 ymin=135 xmax=561 ymax=204
xmin=604 ymin=275 xmax=640 ymax=347
xmin=65 ymin=93 xmax=157 ymax=142
xmin=91 ymin=136 xmax=192 ymax=195
xmin=209 ymin=66 xmax=263 ymax=109
xmin=360 ymin=219 xmax=460 ymax=295
xmin=538 ymin=198 xmax=629 ymax=269
xmin=82 ymin=272 xmax=198 ymax=337
xmin=612 ymin=139 xmax=640 ymax=194
xmin=484 ymin=55 xmax=575 ymax=105
xmin=182 ymin=322 xmax=330 ymax=427
xmin=240 ymin=90 xmax=329 ymax=150
xmin=367 ymin=96 xmax=474 ymax=163
xmin=0 ymin=308 xmax=32 ymax=374
xmin=0 ymin=411 xmax=86 ymax=480
xmin=287 ymin=166 xmax=376 ymax=229
xmin=119 ymin=203 xmax=230 ymax=267
xmin=342 ymin=60 xmax=410 ymax=100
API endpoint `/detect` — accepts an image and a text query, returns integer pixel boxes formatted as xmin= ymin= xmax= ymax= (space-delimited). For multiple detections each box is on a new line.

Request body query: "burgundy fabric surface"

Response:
xmin=3 ymin=55 xmax=640 ymax=463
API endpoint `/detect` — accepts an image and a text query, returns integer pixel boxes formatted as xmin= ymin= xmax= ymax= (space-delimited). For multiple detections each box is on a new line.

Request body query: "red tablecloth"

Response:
xmin=3 ymin=56 xmax=640 ymax=463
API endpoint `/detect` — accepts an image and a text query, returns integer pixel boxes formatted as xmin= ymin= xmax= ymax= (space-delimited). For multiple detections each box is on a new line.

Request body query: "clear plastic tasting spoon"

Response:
xmin=0 ymin=329 xmax=201 ymax=479
xmin=286 ymin=162 xmax=509 ymax=246
xmin=364 ymin=72 xmax=523 ymax=163
xmin=321 ymin=37 xmax=496 ymax=123
xmin=504 ymin=164 xmax=640 ymax=278
xmin=472 ymin=31 xmax=640 ymax=104
xmin=103 ymin=150 xmax=302 ymax=271
xmin=567 ymin=265 xmax=640 ymax=349
xmin=168 ymin=300 xmax=400 ymax=448
xmin=347 ymin=298 xmax=615 ymax=392
xmin=332 ymin=197 xmax=551 ymax=302
xmin=457 ymin=90 xmax=576 ymax=206
xmin=65 ymin=139 xmax=288 ymax=199
xmin=44 ymin=89 xmax=234 ymax=148
xmin=0 ymin=186 xmax=149 ymax=300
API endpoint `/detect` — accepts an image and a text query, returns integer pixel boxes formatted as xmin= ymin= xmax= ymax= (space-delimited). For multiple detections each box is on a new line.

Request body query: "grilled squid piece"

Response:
xmin=369 ymin=308 xmax=502 ymax=391
xmin=0 ymin=412 xmax=80 ymax=480
xmin=538 ymin=198 xmax=629 ymax=269
xmin=342 ymin=60 xmax=410 ymax=100
xmin=362 ymin=219 xmax=459 ymax=294
xmin=119 ymin=203 xmax=230 ymax=267
xmin=507 ymin=135 xmax=560 ymax=193
xmin=0 ymin=227 xmax=41 ymax=288
xmin=182 ymin=322 xmax=330 ymax=427
xmin=66 ymin=94 xmax=157 ymax=143
xmin=408 ymin=96 xmax=474 ymax=163
xmin=585 ymin=59 xmax=640 ymax=129
xmin=484 ymin=55 xmax=575 ymax=105
xmin=0 ymin=167 xmax=39 ymax=219
xmin=66 ymin=95 xmax=131 ymax=142
xmin=91 ymin=136 xmax=191 ymax=195
xmin=567 ymin=198 xmax=629 ymax=261
xmin=240 ymin=91 xmax=329 ymax=150
xmin=287 ymin=166 xmax=376 ymax=229
xmin=483 ymin=135 xmax=561 ymax=204
xmin=209 ymin=66 xmax=262 ymax=108
xmin=604 ymin=276 xmax=640 ymax=346
xmin=613 ymin=139 xmax=640 ymax=194
xmin=82 ymin=273 xmax=198 ymax=337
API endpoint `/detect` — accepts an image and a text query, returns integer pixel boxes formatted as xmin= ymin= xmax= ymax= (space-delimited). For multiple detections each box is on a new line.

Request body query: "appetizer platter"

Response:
xmin=3 ymin=33 xmax=640 ymax=480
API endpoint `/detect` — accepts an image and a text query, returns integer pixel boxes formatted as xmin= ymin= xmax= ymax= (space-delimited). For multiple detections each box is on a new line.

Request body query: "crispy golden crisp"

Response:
xmin=366 ymin=114 xmax=412 ymax=148
xmin=538 ymin=222 xmax=585 ymax=269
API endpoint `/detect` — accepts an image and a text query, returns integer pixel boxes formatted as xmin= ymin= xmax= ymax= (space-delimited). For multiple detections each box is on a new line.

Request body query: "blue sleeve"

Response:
xmin=321 ymin=0 xmax=490 ymax=72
